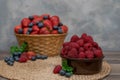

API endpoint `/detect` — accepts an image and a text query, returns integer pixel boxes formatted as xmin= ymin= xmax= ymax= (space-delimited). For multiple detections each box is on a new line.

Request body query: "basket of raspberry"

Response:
xmin=60 ymin=33 xmax=104 ymax=75
xmin=14 ymin=14 xmax=68 ymax=56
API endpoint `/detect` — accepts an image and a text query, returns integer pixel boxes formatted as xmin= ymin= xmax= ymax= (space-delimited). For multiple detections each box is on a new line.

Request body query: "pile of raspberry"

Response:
xmin=61 ymin=33 xmax=103 ymax=59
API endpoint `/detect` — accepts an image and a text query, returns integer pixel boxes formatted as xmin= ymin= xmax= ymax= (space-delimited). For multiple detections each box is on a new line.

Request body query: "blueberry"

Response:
xmin=18 ymin=29 xmax=23 ymax=34
xmin=7 ymin=61 xmax=14 ymax=66
xmin=31 ymin=56 xmax=36 ymax=61
xmin=9 ymin=57 xmax=14 ymax=62
xmin=13 ymin=52 xmax=19 ymax=57
xmin=58 ymin=28 xmax=63 ymax=34
xmin=28 ymin=22 xmax=34 ymax=27
xmin=59 ymin=70 xmax=66 ymax=76
xmin=58 ymin=22 xmax=63 ymax=26
xmin=4 ymin=57 xmax=9 ymax=62
xmin=43 ymin=16 xmax=49 ymax=20
xmin=41 ymin=55 xmax=48 ymax=59
xmin=14 ymin=56 xmax=19 ymax=62
xmin=26 ymin=31 xmax=30 ymax=34
xmin=36 ymin=54 xmax=42 ymax=59
xmin=28 ymin=28 xmax=32 ymax=32
xmin=36 ymin=21 xmax=40 ymax=25
xmin=38 ymin=22 xmax=44 ymax=28
xmin=65 ymin=72 xmax=73 ymax=78
xmin=29 ymin=16 xmax=34 ymax=20
xmin=53 ymin=26 xmax=58 ymax=30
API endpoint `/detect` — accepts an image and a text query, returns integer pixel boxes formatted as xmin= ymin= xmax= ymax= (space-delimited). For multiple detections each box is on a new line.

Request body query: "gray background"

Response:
xmin=0 ymin=0 xmax=120 ymax=52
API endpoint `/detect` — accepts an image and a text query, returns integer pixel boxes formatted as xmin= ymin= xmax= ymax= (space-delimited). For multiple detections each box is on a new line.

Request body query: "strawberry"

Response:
xmin=39 ymin=27 xmax=50 ymax=34
xmin=69 ymin=42 xmax=79 ymax=49
xmin=19 ymin=52 xmax=28 ymax=62
xmin=70 ymin=35 xmax=79 ymax=42
xmin=43 ymin=20 xmax=53 ymax=31
xmin=53 ymin=65 xmax=62 ymax=74
xmin=94 ymin=49 xmax=103 ymax=58
xmin=81 ymin=33 xmax=87 ymax=39
xmin=21 ymin=18 xmax=31 ymax=28
xmin=76 ymin=39 xmax=84 ymax=47
xmin=78 ymin=52 xmax=86 ymax=58
xmin=51 ymin=30 xmax=58 ymax=34
xmin=84 ymin=43 xmax=92 ymax=50
xmin=32 ymin=25 xmax=39 ymax=32
xmin=32 ymin=17 xmax=43 ymax=24
xmin=33 ymin=15 xmax=39 ymax=19
xmin=61 ymin=25 xmax=68 ymax=33
xmin=67 ymin=48 xmax=78 ymax=58
xmin=79 ymin=47 xmax=85 ymax=52
xmin=63 ymin=42 xmax=70 ymax=48
xmin=27 ymin=51 xmax=36 ymax=60
xmin=50 ymin=16 xmax=60 ymax=26
xmin=23 ymin=28 xmax=28 ymax=34
xmin=31 ymin=31 xmax=38 ymax=35
xmin=14 ymin=25 xmax=22 ymax=33
xmin=85 ymin=50 xmax=94 ymax=59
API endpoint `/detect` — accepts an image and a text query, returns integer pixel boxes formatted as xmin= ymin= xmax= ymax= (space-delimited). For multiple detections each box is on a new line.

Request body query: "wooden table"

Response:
xmin=0 ymin=51 xmax=120 ymax=80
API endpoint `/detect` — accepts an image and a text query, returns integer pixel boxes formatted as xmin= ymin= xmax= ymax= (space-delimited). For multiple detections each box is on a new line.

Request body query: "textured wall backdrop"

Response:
xmin=0 ymin=0 xmax=120 ymax=52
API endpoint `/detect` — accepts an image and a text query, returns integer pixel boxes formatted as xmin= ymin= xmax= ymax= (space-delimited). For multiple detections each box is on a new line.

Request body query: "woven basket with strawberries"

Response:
xmin=14 ymin=14 xmax=68 ymax=56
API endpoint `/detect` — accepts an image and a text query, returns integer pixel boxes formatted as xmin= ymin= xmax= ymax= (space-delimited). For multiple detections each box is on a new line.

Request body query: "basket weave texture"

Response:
xmin=15 ymin=33 xmax=67 ymax=56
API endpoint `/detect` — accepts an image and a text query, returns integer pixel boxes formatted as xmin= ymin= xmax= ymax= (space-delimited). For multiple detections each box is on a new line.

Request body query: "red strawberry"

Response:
xmin=44 ymin=30 xmax=50 ymax=34
xmin=50 ymin=16 xmax=60 ymax=26
xmin=32 ymin=17 xmax=43 ymax=24
xmin=23 ymin=28 xmax=28 ymax=34
xmin=79 ymin=47 xmax=85 ymax=52
xmin=21 ymin=18 xmax=31 ymax=28
xmin=14 ymin=25 xmax=22 ymax=33
xmin=78 ymin=52 xmax=86 ymax=58
xmin=94 ymin=49 xmax=103 ymax=58
xmin=85 ymin=50 xmax=94 ymax=59
xmin=67 ymin=48 xmax=78 ymax=58
xmin=27 ymin=51 xmax=36 ymax=60
xmin=63 ymin=42 xmax=70 ymax=48
xmin=61 ymin=25 xmax=68 ymax=33
xmin=84 ymin=43 xmax=92 ymax=50
xmin=33 ymin=15 xmax=39 ymax=19
xmin=81 ymin=33 xmax=87 ymax=39
xmin=32 ymin=25 xmax=39 ymax=32
xmin=53 ymin=65 xmax=62 ymax=74
xmin=43 ymin=20 xmax=53 ymax=31
xmin=70 ymin=35 xmax=79 ymax=42
xmin=69 ymin=42 xmax=79 ymax=49
xmin=19 ymin=52 xmax=28 ymax=62
xmin=30 ymin=31 xmax=38 ymax=35
xmin=39 ymin=27 xmax=50 ymax=34
xmin=76 ymin=39 xmax=84 ymax=47
xmin=51 ymin=30 xmax=58 ymax=34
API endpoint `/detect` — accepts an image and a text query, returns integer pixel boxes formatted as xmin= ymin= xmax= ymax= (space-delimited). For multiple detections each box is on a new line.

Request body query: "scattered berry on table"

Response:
xmin=59 ymin=70 xmax=66 ymax=76
xmin=53 ymin=65 xmax=62 ymax=74
xmin=31 ymin=56 xmax=36 ymax=61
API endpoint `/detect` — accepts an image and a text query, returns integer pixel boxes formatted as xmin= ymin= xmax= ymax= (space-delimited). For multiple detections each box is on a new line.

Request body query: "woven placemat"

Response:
xmin=0 ymin=56 xmax=111 ymax=80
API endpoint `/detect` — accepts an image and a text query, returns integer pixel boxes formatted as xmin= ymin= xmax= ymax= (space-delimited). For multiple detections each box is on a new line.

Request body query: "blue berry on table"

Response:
xmin=9 ymin=57 xmax=14 ymax=62
xmin=7 ymin=61 xmax=14 ymax=66
xmin=4 ymin=57 xmax=9 ymax=62
xmin=65 ymin=72 xmax=73 ymax=78
xmin=31 ymin=56 xmax=36 ymax=61
xmin=14 ymin=56 xmax=19 ymax=62
xmin=59 ymin=70 xmax=66 ymax=76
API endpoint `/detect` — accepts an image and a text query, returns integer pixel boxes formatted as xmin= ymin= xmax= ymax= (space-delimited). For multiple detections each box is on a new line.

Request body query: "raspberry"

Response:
xmin=61 ymin=48 xmax=67 ymax=56
xmin=76 ymin=39 xmax=84 ymax=47
xmin=81 ymin=33 xmax=87 ymax=39
xmin=84 ymin=43 xmax=92 ymax=50
xmin=94 ymin=49 xmax=103 ymax=58
xmin=69 ymin=42 xmax=79 ymax=50
xmin=85 ymin=50 xmax=94 ymax=59
xmin=93 ymin=42 xmax=99 ymax=48
xmin=79 ymin=47 xmax=85 ymax=52
xmin=67 ymin=48 xmax=78 ymax=58
xmin=70 ymin=35 xmax=79 ymax=42
xmin=63 ymin=42 xmax=70 ymax=48
xmin=19 ymin=56 xmax=27 ymax=63
xmin=53 ymin=65 xmax=62 ymax=74
xmin=78 ymin=52 xmax=86 ymax=58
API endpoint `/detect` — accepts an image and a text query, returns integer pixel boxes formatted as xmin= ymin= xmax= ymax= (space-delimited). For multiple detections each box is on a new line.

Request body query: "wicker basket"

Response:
xmin=15 ymin=33 xmax=67 ymax=56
